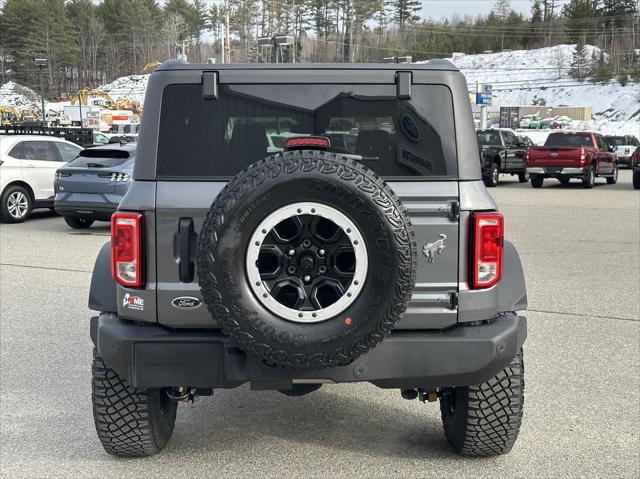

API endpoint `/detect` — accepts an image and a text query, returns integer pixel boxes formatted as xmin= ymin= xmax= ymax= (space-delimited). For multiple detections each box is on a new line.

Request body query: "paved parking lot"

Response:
xmin=1 ymin=171 xmax=638 ymax=478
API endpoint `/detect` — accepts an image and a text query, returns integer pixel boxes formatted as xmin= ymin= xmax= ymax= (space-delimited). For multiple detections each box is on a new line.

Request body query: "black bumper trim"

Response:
xmin=55 ymin=202 xmax=117 ymax=214
xmin=91 ymin=313 xmax=527 ymax=390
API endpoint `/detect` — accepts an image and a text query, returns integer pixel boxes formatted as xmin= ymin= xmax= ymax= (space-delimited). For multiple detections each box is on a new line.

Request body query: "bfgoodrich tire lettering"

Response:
xmin=439 ymin=349 xmax=524 ymax=456
xmin=196 ymin=150 xmax=417 ymax=369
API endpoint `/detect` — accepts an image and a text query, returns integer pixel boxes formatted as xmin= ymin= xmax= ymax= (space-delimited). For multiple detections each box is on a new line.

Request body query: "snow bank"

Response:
xmin=0 ymin=81 xmax=69 ymax=113
xmin=98 ymin=75 xmax=149 ymax=103
xmin=434 ymin=45 xmax=639 ymax=122
xmin=0 ymin=81 xmax=41 ymax=111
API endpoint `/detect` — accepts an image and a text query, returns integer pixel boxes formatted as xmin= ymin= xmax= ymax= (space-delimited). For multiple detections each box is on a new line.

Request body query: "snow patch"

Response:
xmin=98 ymin=75 xmax=149 ymax=103
xmin=420 ymin=44 xmax=639 ymax=122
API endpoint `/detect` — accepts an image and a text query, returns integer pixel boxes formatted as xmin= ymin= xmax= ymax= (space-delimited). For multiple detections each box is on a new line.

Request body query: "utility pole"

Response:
xmin=220 ymin=24 xmax=225 ymax=63
xmin=78 ymin=90 xmax=83 ymax=127
xmin=35 ymin=58 xmax=47 ymax=128
xmin=224 ymin=3 xmax=231 ymax=64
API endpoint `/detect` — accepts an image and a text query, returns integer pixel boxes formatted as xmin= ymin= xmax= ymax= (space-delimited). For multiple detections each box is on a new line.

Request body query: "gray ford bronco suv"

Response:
xmin=89 ymin=60 xmax=528 ymax=457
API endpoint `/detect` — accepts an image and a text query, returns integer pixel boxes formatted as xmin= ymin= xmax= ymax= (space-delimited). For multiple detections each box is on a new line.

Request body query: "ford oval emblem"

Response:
xmin=171 ymin=296 xmax=202 ymax=310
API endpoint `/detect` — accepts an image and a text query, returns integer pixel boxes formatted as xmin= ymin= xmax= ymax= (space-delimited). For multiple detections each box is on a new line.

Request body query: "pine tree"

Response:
xmin=593 ymin=50 xmax=613 ymax=84
xmin=525 ymin=0 xmax=543 ymax=47
xmin=492 ymin=0 xmax=511 ymax=21
xmin=391 ymin=0 xmax=420 ymax=29
xmin=561 ymin=0 xmax=597 ymax=43
xmin=569 ymin=42 xmax=590 ymax=81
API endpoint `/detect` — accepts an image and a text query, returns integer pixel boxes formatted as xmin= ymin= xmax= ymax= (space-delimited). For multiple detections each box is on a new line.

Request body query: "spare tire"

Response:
xmin=197 ymin=150 xmax=416 ymax=369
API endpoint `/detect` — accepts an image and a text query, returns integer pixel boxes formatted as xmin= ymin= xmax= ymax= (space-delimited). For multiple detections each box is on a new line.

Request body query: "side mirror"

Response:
xmin=608 ymin=145 xmax=615 ymax=152
xmin=517 ymin=142 xmax=527 ymax=149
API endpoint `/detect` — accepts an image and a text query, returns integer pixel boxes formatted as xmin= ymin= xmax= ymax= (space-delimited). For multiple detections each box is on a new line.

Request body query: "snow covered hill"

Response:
xmin=440 ymin=44 xmax=639 ymax=122
xmin=99 ymin=74 xmax=149 ymax=103
xmin=2 ymin=44 xmax=638 ymax=134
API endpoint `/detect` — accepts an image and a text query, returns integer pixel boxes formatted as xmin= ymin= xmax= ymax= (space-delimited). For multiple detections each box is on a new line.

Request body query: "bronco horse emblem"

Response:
xmin=422 ymin=234 xmax=447 ymax=263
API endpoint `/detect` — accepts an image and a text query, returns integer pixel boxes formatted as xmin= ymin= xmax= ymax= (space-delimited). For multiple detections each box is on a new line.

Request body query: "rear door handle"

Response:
xmin=177 ymin=218 xmax=196 ymax=282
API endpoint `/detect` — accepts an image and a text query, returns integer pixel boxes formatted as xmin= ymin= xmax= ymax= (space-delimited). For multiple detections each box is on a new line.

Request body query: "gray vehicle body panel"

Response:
xmin=89 ymin=62 xmax=527 ymax=389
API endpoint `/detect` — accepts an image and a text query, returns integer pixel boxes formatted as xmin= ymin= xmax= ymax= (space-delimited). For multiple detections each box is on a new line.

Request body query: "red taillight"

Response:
xmin=579 ymin=147 xmax=586 ymax=164
xmin=284 ymin=136 xmax=331 ymax=149
xmin=470 ymin=212 xmax=504 ymax=289
xmin=111 ymin=212 xmax=143 ymax=288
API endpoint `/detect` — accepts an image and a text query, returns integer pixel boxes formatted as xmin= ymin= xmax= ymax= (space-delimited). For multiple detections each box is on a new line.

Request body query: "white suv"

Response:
xmin=0 ymin=135 xmax=82 ymax=222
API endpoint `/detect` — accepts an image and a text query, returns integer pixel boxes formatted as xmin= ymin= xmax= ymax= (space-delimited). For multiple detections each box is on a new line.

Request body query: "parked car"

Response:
xmin=604 ymin=135 xmax=639 ymax=168
xmin=527 ymin=131 xmax=618 ymax=188
xmin=88 ymin=61 xmax=528 ymax=458
xmin=550 ymin=116 xmax=572 ymax=129
xmin=476 ymin=128 xmax=528 ymax=186
xmin=0 ymin=134 xmax=82 ymax=222
xmin=519 ymin=114 xmax=540 ymax=129
xmin=632 ymin=146 xmax=640 ymax=190
xmin=517 ymin=135 xmax=535 ymax=148
xmin=93 ymin=131 xmax=110 ymax=145
xmin=54 ymin=143 xmax=135 ymax=228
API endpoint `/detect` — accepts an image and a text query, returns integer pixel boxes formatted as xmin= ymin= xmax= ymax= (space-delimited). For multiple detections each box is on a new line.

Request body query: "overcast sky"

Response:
xmin=421 ymin=0 xmax=569 ymax=20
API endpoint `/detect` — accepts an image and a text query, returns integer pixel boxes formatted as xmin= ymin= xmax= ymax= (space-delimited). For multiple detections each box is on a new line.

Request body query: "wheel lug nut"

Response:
xmin=302 ymin=239 xmax=311 ymax=248
xmin=318 ymin=249 xmax=326 ymax=256
xmin=287 ymin=265 xmax=296 ymax=274
xmin=303 ymin=274 xmax=311 ymax=282
xmin=319 ymin=266 xmax=326 ymax=274
xmin=288 ymin=248 xmax=295 ymax=256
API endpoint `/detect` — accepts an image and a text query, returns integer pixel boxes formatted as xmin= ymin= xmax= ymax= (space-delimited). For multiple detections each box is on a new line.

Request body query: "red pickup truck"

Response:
xmin=527 ymin=131 xmax=618 ymax=188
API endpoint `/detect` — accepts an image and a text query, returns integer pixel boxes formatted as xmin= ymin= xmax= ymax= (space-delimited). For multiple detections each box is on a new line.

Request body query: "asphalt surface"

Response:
xmin=1 ymin=171 xmax=638 ymax=478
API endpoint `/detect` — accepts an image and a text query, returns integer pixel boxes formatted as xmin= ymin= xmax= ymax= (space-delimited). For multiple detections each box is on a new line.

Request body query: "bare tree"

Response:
xmin=164 ymin=13 xmax=189 ymax=59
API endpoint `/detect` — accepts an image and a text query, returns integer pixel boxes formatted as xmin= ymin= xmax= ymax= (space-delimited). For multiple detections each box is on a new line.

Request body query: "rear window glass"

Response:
xmin=157 ymin=83 xmax=457 ymax=178
xmin=68 ymin=148 xmax=133 ymax=168
xmin=544 ymin=133 xmax=593 ymax=147
xmin=476 ymin=131 xmax=501 ymax=146
xmin=605 ymin=136 xmax=625 ymax=146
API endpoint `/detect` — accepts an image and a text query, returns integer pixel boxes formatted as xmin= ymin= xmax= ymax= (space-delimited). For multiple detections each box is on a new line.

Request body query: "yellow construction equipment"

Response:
xmin=114 ymin=98 xmax=143 ymax=115
xmin=0 ymin=106 xmax=22 ymax=125
xmin=71 ymin=88 xmax=114 ymax=109
xmin=143 ymin=61 xmax=161 ymax=73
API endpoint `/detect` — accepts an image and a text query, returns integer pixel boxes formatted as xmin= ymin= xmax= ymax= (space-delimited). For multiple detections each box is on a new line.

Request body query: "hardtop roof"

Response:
xmin=156 ymin=58 xmax=459 ymax=72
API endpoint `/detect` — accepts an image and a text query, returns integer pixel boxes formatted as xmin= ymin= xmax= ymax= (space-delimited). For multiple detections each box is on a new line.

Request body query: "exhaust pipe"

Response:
xmin=401 ymin=389 xmax=419 ymax=400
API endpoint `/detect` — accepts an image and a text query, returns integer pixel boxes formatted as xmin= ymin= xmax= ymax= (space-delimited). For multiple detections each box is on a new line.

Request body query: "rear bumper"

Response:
xmin=54 ymin=200 xmax=118 ymax=221
xmin=91 ymin=313 xmax=527 ymax=390
xmin=527 ymin=166 xmax=585 ymax=176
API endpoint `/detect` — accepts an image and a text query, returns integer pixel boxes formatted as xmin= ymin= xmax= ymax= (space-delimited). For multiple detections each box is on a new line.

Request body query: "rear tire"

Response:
xmin=517 ymin=171 xmax=529 ymax=183
xmin=530 ymin=176 xmax=544 ymax=188
xmin=606 ymin=164 xmax=618 ymax=185
xmin=582 ymin=167 xmax=595 ymax=189
xmin=64 ymin=216 xmax=94 ymax=229
xmin=633 ymin=170 xmax=640 ymax=190
xmin=440 ymin=349 xmax=525 ymax=456
xmin=483 ymin=163 xmax=499 ymax=188
xmin=0 ymin=185 xmax=32 ymax=223
xmin=92 ymin=349 xmax=177 ymax=457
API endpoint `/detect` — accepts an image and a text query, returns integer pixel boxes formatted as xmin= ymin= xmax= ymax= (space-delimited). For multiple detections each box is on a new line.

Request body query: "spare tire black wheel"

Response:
xmin=197 ymin=150 xmax=417 ymax=369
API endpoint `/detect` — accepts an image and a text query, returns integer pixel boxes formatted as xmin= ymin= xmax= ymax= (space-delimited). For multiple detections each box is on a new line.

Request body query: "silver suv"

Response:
xmin=88 ymin=61 xmax=528 ymax=458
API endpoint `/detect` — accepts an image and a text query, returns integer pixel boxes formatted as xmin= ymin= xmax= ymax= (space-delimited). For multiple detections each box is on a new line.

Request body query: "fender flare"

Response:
xmin=88 ymin=241 xmax=117 ymax=312
xmin=497 ymin=240 xmax=528 ymax=312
